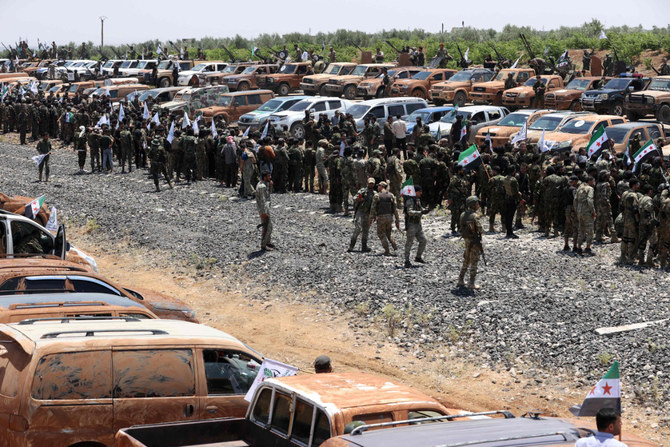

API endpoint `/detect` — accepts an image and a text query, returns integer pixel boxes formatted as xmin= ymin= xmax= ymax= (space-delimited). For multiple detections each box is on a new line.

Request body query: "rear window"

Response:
xmin=24 ymin=277 xmax=66 ymax=291
xmin=405 ymin=103 xmax=425 ymax=114
xmin=70 ymin=277 xmax=120 ymax=294
xmin=251 ymin=387 xmax=272 ymax=424
xmin=271 ymin=392 xmax=292 ymax=434
xmin=32 ymin=351 xmax=112 ymax=400
xmin=112 ymin=349 xmax=195 ymax=398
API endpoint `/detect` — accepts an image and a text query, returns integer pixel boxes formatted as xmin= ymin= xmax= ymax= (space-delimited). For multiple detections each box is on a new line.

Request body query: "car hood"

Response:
xmin=428 ymin=122 xmax=452 ymax=136
xmin=542 ymin=131 xmax=585 ymax=143
xmin=441 ymin=81 xmax=470 ymax=90
xmin=179 ymin=70 xmax=201 ymax=77
xmin=630 ymin=90 xmax=670 ymax=99
xmin=242 ymin=110 xmax=272 ymax=118
xmin=394 ymin=79 xmax=420 ymax=87
xmin=161 ymin=100 xmax=186 ymax=110
xmin=334 ymin=75 xmax=363 ymax=82
xmin=584 ymin=88 xmax=620 ymax=96
xmin=263 ymin=73 xmax=294 ymax=79
xmin=474 ymin=80 xmax=504 ymax=90
xmin=198 ymin=106 xmax=227 ymax=115
xmin=225 ymin=74 xmax=250 ymax=81
xmin=548 ymin=88 xmax=581 ymax=97
xmin=303 ymin=74 xmax=333 ymax=81
xmin=270 ymin=111 xmax=297 ymax=119
xmin=506 ymin=86 xmax=533 ymax=94
xmin=479 ymin=125 xmax=521 ymax=137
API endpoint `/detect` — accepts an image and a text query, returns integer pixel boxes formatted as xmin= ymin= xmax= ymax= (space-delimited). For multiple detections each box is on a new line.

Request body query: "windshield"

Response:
xmin=450 ymin=71 xmax=474 ymax=82
xmin=348 ymin=104 xmax=371 ymax=119
xmin=181 ymin=93 xmax=191 ymax=102
xmin=406 ymin=110 xmax=432 ymax=123
xmin=412 ymin=71 xmax=432 ymax=80
xmin=351 ymin=65 xmax=367 ymax=76
xmin=241 ymin=66 xmax=256 ymax=74
xmin=103 ymin=61 xmax=115 ymax=68
xmin=558 ymin=119 xmax=595 ymax=134
xmin=157 ymin=60 xmax=171 ymax=69
xmin=279 ymin=64 xmax=297 ymax=74
xmin=524 ymin=78 xmax=547 ymax=87
xmin=192 ymin=63 xmax=210 ymax=71
xmin=440 ymin=110 xmax=471 ymax=123
xmin=92 ymin=87 xmax=108 ymax=96
xmin=603 ymin=78 xmax=631 ymax=90
xmin=258 ymin=99 xmax=283 ymax=112
xmin=120 ymin=61 xmax=134 ymax=69
xmin=137 ymin=91 xmax=158 ymax=102
xmin=649 ymin=78 xmax=670 ymax=92
xmin=497 ymin=113 xmax=529 ymax=127
xmin=565 ymin=78 xmax=593 ymax=91
xmin=48 ymin=85 xmax=61 ymax=93
xmin=494 ymin=71 xmax=513 ymax=81
xmin=136 ymin=61 xmax=149 ymax=69
xmin=214 ymin=96 xmax=232 ymax=107
xmin=71 ymin=62 xmax=84 ymax=68
xmin=326 ymin=64 xmax=342 ymax=75
xmin=604 ymin=127 xmax=631 ymax=144
xmin=288 ymin=100 xmax=313 ymax=112
xmin=221 ymin=65 xmax=237 ymax=73
xmin=529 ymin=116 xmax=563 ymax=131
xmin=69 ymin=84 xmax=82 ymax=93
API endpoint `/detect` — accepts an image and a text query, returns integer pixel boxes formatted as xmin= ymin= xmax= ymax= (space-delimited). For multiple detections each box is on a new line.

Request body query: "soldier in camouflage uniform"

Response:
xmin=619 ymin=179 xmax=640 ymax=264
xmin=273 ymin=139 xmax=289 ymax=193
xmin=73 ymin=126 xmax=87 ymax=173
xmin=594 ymin=170 xmax=618 ymax=244
xmin=488 ymin=165 xmax=505 ymax=232
xmin=315 ymin=139 xmax=329 ymax=194
xmin=303 ymin=141 xmax=316 ymax=193
xmin=349 ymin=178 xmax=376 ymax=252
xmin=370 ymin=181 xmax=400 ymax=256
xmin=458 ymin=196 xmax=484 ymax=289
xmin=352 ymin=147 xmax=368 ymax=189
xmin=562 ymin=175 xmax=579 ymax=251
xmin=196 ymin=129 xmax=209 ymax=180
xmin=574 ymin=175 xmax=596 ymax=255
xmin=657 ymin=186 xmax=670 ymax=269
xmin=148 ymin=127 xmax=173 ymax=192
xmin=542 ymin=166 xmax=565 ymax=238
xmin=386 ymin=147 xmax=404 ymax=200
xmin=341 ymin=148 xmax=357 ymax=216
xmin=241 ymin=142 xmax=258 ymax=197
xmin=87 ymin=127 xmax=101 ymax=172
xmin=256 ymin=169 xmax=274 ymax=251
xmin=327 ymin=150 xmax=343 ymax=213
xmin=637 ymin=183 xmax=657 ymax=266
xmin=502 ymin=165 xmax=520 ymax=238
xmin=287 ymin=141 xmax=304 ymax=192
xmin=118 ymin=121 xmax=134 ymax=173
xmin=182 ymin=128 xmax=199 ymax=184
xmin=367 ymin=150 xmax=383 ymax=184
xmin=447 ymin=165 xmax=470 ymax=234
xmin=404 ymin=185 xmax=427 ymax=267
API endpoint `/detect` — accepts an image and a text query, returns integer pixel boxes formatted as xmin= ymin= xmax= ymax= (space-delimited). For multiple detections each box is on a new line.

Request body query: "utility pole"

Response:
xmin=100 ymin=16 xmax=107 ymax=48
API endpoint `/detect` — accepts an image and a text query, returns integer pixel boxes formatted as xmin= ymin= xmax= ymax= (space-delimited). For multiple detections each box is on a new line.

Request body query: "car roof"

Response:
xmin=358 ymin=97 xmax=427 ymax=106
xmin=2 ymin=318 xmax=243 ymax=346
xmin=223 ymin=89 xmax=274 ymax=97
xmin=0 ymin=292 xmax=147 ymax=309
xmin=334 ymin=416 xmax=585 ymax=446
xmin=458 ymin=105 xmax=503 ymax=113
xmin=609 ymin=122 xmax=658 ymax=129
xmin=267 ymin=372 xmax=442 ymax=412
xmin=540 ymin=111 xmax=588 ymax=118
xmin=507 ymin=109 xmax=546 ymax=116
xmin=273 ymin=95 xmax=309 ymax=102
xmin=412 ymin=107 xmax=454 ymax=113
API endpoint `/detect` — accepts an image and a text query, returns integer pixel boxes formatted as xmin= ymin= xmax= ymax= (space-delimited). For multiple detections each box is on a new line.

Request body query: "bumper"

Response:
xmin=324 ymin=84 xmax=344 ymax=95
xmin=436 ymin=90 xmax=455 ymax=102
xmin=474 ymin=135 xmax=509 ymax=147
xmin=502 ymin=97 xmax=532 ymax=107
xmin=581 ymin=98 xmax=606 ymax=112
xmin=544 ymin=98 xmax=573 ymax=110
xmin=300 ymin=82 xmax=319 ymax=94
xmin=624 ymin=103 xmax=656 ymax=114
xmin=357 ymin=85 xmax=377 ymax=97
xmin=470 ymin=92 xmax=497 ymax=104
xmin=238 ymin=122 xmax=264 ymax=131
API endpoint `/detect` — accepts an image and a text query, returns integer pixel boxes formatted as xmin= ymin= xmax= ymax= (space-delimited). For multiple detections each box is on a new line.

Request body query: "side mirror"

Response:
xmin=55 ymin=224 xmax=67 ymax=259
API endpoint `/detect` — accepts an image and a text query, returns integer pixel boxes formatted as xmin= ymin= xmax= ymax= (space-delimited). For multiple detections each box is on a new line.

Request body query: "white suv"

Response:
xmin=178 ymin=62 xmax=229 ymax=86
xmin=269 ymin=98 xmax=353 ymax=139
xmin=428 ymin=105 xmax=509 ymax=144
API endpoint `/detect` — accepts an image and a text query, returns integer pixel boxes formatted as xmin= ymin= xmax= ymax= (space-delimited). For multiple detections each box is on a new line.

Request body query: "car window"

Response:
xmin=471 ymin=112 xmax=486 ymax=124
xmin=0 ymin=350 xmax=21 ymax=397
xmin=0 ymin=221 xmax=7 ymax=254
xmin=631 ymin=129 xmax=645 ymax=141
xmin=251 ymin=387 xmax=272 ymax=424
xmin=517 ymin=72 xmax=530 ymax=83
xmin=408 ymin=410 xmax=444 ymax=421
xmin=405 ymin=103 xmax=424 ymax=114
xmin=388 ymin=105 xmax=404 ymax=117
xmin=291 ymin=399 xmax=314 ymax=444
xmin=32 ymin=351 xmax=112 ymax=400
xmin=610 ymin=118 xmax=625 ymax=125
xmin=487 ymin=110 xmax=501 ymax=121
xmin=648 ymin=125 xmax=662 ymax=140
xmin=368 ymin=106 xmax=385 ymax=119
xmin=70 ymin=277 xmax=120 ymax=294
xmin=397 ymin=71 xmax=410 ymax=79
xmin=313 ymin=409 xmax=331 ymax=446
xmin=312 ymin=101 xmax=327 ymax=112
xmin=10 ymin=221 xmax=51 ymax=255
xmin=356 ymin=412 xmax=393 ymax=424
xmin=233 ymin=96 xmax=246 ymax=106
xmin=432 ymin=73 xmax=443 ymax=81
xmin=257 ymin=67 xmax=266 ymax=74
xmin=113 ymin=349 xmax=195 ymax=398
xmin=297 ymin=65 xmax=308 ymax=74
xmin=23 ymin=277 xmax=67 ymax=291
xmin=202 ymin=349 xmax=261 ymax=395
xmin=327 ymin=100 xmax=342 ymax=110
xmin=271 ymin=392 xmax=292 ymax=434
xmin=247 ymin=94 xmax=262 ymax=105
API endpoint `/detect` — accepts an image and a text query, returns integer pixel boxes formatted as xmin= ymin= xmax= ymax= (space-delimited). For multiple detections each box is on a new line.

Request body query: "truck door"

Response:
xmin=112 ymin=348 xmax=199 ymax=432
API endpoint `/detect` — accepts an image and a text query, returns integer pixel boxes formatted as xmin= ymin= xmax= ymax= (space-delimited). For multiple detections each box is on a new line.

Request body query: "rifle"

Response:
xmin=455 ymin=44 xmax=469 ymax=69
xmin=519 ymin=34 xmax=536 ymax=60
xmin=220 ymin=44 xmax=238 ymax=63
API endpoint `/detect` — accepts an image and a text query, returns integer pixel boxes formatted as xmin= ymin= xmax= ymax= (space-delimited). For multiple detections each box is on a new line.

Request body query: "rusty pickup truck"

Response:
xmin=257 ymin=62 xmax=313 ymax=96
xmin=469 ymin=68 xmax=535 ymax=105
xmin=116 ymin=372 xmax=465 ymax=447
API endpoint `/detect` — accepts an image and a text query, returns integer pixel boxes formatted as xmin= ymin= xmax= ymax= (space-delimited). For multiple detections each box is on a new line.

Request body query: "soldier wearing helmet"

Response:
xmin=458 ymin=196 xmax=484 ymax=289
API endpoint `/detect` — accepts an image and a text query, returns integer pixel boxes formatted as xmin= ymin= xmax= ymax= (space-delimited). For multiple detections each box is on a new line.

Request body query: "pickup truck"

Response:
xmin=324 ymin=63 xmax=396 ymax=99
xmin=300 ymin=62 xmax=357 ymax=96
xmin=257 ymin=62 xmax=313 ymax=96
xmin=502 ymin=75 xmax=564 ymax=109
xmin=356 ymin=66 xmax=424 ymax=99
xmin=470 ymin=68 xmax=535 ymax=105
xmin=624 ymin=75 xmax=670 ymax=122
xmin=388 ymin=69 xmax=456 ymax=100
xmin=543 ymin=76 xmax=609 ymax=111
xmin=116 ymin=372 xmax=464 ymax=447
xmin=580 ymin=73 xmax=651 ymax=116
xmin=430 ymin=68 xmax=494 ymax=106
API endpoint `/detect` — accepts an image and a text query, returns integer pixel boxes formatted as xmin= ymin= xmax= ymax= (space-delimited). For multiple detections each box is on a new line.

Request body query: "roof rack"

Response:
xmin=11 ymin=301 xmax=111 ymax=310
xmin=0 ymin=289 xmax=76 ymax=295
xmin=434 ymin=431 xmax=575 ymax=447
xmin=42 ymin=328 xmax=167 ymax=338
xmin=20 ymin=316 xmax=141 ymax=325
xmin=350 ymin=411 xmax=515 ymax=435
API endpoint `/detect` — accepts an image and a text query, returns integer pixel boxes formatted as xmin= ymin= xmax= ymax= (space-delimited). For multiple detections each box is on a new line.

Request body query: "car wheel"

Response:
xmin=318 ymin=85 xmax=327 ymax=97
xmin=656 ymin=104 xmax=670 ymax=123
xmin=159 ymin=77 xmax=171 ymax=88
xmin=291 ymin=122 xmax=305 ymax=139
xmin=453 ymin=91 xmax=467 ymax=107
xmin=493 ymin=92 xmax=502 ymax=106
xmin=278 ymin=83 xmax=290 ymax=96
xmin=343 ymin=85 xmax=356 ymax=100
xmin=433 ymin=99 xmax=445 ymax=106
xmin=569 ymin=100 xmax=582 ymax=111
xmin=610 ymin=101 xmax=623 ymax=116
xmin=238 ymin=81 xmax=250 ymax=91
xmin=411 ymin=89 xmax=426 ymax=99
xmin=376 ymin=87 xmax=385 ymax=98
xmin=626 ymin=111 xmax=643 ymax=121
xmin=189 ymin=76 xmax=198 ymax=86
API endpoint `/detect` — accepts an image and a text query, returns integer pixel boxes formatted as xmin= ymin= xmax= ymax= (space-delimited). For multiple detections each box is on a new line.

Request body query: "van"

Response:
xmin=197 ymin=90 xmax=275 ymax=124
xmin=346 ymin=97 xmax=428 ymax=131
xmin=0 ymin=318 xmax=263 ymax=446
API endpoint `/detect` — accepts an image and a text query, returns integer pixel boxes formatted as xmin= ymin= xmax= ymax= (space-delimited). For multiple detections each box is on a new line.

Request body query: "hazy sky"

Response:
xmin=1 ymin=0 xmax=668 ymax=47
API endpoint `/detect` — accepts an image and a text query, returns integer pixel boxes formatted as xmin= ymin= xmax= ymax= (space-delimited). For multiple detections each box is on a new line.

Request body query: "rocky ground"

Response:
xmin=1 ymin=138 xmax=669 ymax=421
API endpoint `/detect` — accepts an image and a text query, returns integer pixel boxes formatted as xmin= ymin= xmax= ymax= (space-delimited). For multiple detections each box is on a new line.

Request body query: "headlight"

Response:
xmin=645 ymin=96 xmax=655 ymax=104
xmin=599 ymin=93 xmax=608 ymax=100
xmin=518 ymin=92 xmax=527 ymax=98
xmin=251 ymin=116 xmax=261 ymax=123
xmin=556 ymin=139 xmax=572 ymax=149
xmin=268 ymin=78 xmax=275 ymax=83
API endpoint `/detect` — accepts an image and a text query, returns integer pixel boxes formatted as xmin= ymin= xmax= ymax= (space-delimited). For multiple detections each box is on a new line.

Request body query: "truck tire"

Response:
xmin=493 ymin=92 xmax=502 ymax=106
xmin=569 ymin=100 xmax=582 ymax=111
xmin=343 ymin=85 xmax=356 ymax=100
xmin=278 ymin=83 xmax=290 ymax=96
xmin=656 ymin=104 xmax=670 ymax=123
xmin=318 ymin=85 xmax=327 ymax=97
xmin=238 ymin=81 xmax=250 ymax=91
xmin=433 ymin=99 xmax=445 ymax=106
xmin=626 ymin=110 xmax=643 ymax=121
xmin=376 ymin=87 xmax=385 ymax=98
xmin=411 ymin=89 xmax=426 ymax=99
xmin=291 ymin=122 xmax=305 ymax=139
xmin=453 ymin=91 xmax=467 ymax=107
xmin=609 ymin=101 xmax=623 ymax=116
xmin=159 ymin=77 xmax=171 ymax=88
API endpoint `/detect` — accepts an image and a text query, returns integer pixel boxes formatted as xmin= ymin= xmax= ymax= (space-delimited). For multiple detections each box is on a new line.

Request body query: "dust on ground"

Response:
xmin=68 ymin=226 xmax=669 ymax=445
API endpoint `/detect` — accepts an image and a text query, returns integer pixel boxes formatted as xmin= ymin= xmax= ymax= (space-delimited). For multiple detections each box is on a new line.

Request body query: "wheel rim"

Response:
xmin=319 ymin=85 xmax=327 ymax=96
xmin=293 ymin=125 xmax=304 ymax=139
xmin=411 ymin=90 xmax=425 ymax=99
xmin=454 ymin=93 xmax=466 ymax=106
xmin=239 ymin=82 xmax=249 ymax=91
xmin=279 ymin=85 xmax=289 ymax=96
xmin=614 ymin=104 xmax=623 ymax=116
xmin=659 ymin=107 xmax=670 ymax=122
xmin=160 ymin=78 xmax=170 ymax=87
xmin=570 ymin=101 xmax=582 ymax=111
xmin=344 ymin=86 xmax=355 ymax=99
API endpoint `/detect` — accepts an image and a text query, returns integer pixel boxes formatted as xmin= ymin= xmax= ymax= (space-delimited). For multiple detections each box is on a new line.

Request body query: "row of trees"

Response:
xmin=6 ymin=20 xmax=669 ymax=68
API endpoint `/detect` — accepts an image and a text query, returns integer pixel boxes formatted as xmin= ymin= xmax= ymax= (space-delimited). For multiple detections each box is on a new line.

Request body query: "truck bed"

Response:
xmin=116 ymin=418 xmax=254 ymax=447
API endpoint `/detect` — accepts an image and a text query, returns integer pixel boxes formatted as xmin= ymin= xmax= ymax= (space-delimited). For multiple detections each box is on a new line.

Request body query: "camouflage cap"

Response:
xmin=378 ymin=181 xmax=388 ymax=188
xmin=367 ymin=177 xmax=375 ymax=184
xmin=465 ymin=196 xmax=479 ymax=208
xmin=318 ymin=139 xmax=328 ymax=146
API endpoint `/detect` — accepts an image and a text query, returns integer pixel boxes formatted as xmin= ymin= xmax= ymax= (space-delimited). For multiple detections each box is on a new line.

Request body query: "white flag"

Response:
xmin=301 ymin=51 xmax=309 ymax=62
xmin=182 ymin=113 xmax=191 ymax=129
xmin=143 ymin=102 xmax=150 ymax=120
xmin=559 ymin=50 xmax=568 ymax=61
xmin=96 ymin=114 xmax=108 ymax=127
xmin=599 ymin=30 xmax=607 ymax=40
xmin=167 ymin=121 xmax=175 ymax=144
xmin=464 ymin=47 xmax=469 ymax=61
xmin=242 ymin=126 xmax=250 ymax=137
xmin=460 ymin=124 xmax=467 ymax=141
xmin=30 ymin=80 xmax=38 ymax=94
xmin=210 ymin=119 xmax=218 ymax=139
xmin=511 ymin=57 xmax=520 ymax=69
xmin=260 ymin=121 xmax=269 ymax=139
xmin=156 ymin=44 xmax=162 ymax=55
xmin=152 ymin=112 xmax=160 ymax=125
xmin=538 ymin=130 xmax=555 ymax=153
xmin=192 ymin=117 xmax=199 ymax=135
xmin=32 ymin=154 xmax=48 ymax=166
xmin=45 ymin=206 xmax=58 ymax=231
xmin=511 ymin=120 xmax=527 ymax=145
xmin=118 ymin=102 xmax=125 ymax=123
xmin=243 ymin=359 xmax=298 ymax=402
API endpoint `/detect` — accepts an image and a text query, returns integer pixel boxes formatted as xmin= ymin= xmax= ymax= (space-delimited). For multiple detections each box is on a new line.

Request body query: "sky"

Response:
xmin=0 ymin=0 xmax=668 ymax=47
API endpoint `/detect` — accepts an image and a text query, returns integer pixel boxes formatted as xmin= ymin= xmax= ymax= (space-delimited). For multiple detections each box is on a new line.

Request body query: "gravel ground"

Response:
xmin=1 ymin=139 xmax=668 ymax=413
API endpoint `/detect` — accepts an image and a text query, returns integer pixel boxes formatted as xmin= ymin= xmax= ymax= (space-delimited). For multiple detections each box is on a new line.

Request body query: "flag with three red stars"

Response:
xmin=586 ymin=125 xmax=608 ymax=160
xmin=570 ymin=361 xmax=621 ymax=417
